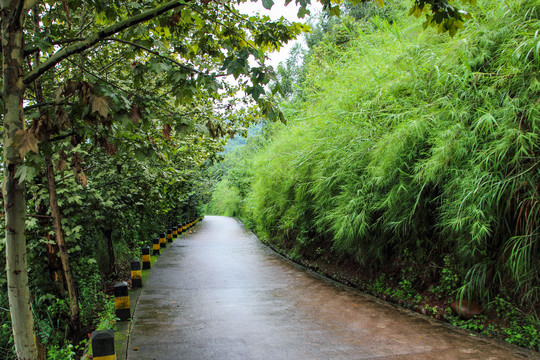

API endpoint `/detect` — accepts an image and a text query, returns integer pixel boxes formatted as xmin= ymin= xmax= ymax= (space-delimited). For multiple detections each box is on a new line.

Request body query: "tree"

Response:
xmin=2 ymin=0 xmax=308 ymax=359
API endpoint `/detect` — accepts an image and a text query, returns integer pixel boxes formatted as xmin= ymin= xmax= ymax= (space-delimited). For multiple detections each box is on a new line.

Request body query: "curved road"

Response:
xmin=127 ymin=216 xmax=537 ymax=359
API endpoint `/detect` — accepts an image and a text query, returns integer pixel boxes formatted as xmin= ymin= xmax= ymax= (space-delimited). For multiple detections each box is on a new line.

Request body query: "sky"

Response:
xmin=236 ymin=0 xmax=322 ymax=68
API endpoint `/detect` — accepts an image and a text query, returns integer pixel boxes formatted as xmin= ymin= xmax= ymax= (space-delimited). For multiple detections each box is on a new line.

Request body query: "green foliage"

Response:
xmin=46 ymin=344 xmax=76 ymax=360
xmin=208 ymin=0 xmax=540 ymax=347
xmin=0 ymin=322 xmax=16 ymax=360
xmin=368 ymin=274 xmax=390 ymax=295
xmin=208 ymin=180 xmax=243 ymax=217
xmin=95 ymin=299 xmax=117 ymax=332
xmin=488 ymin=296 xmax=540 ymax=349
xmin=445 ymin=295 xmax=540 ymax=349
xmin=430 ymin=256 xmax=460 ymax=298
xmin=0 ymin=0 xmax=532 ymax=358
xmin=205 ymin=122 xmax=276 ymax=221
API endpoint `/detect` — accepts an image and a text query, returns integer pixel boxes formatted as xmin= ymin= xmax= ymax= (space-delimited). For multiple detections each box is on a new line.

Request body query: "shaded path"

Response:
xmin=127 ymin=216 xmax=537 ymax=359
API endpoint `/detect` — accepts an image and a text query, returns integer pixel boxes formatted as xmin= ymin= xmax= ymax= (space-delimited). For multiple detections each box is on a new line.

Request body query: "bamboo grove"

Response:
xmin=207 ymin=0 xmax=540 ymax=349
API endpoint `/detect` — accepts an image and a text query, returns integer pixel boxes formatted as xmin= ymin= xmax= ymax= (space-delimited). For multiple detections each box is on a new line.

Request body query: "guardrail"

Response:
xmin=92 ymin=216 xmax=204 ymax=359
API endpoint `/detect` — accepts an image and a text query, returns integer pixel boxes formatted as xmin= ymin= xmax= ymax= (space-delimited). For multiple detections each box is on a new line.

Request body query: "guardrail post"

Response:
xmin=114 ymin=282 xmax=130 ymax=321
xmin=167 ymin=229 xmax=173 ymax=243
xmin=130 ymin=260 xmax=142 ymax=288
xmin=160 ymin=232 xmax=166 ymax=248
xmin=91 ymin=329 xmax=115 ymax=360
xmin=172 ymin=226 xmax=178 ymax=239
xmin=142 ymin=246 xmax=151 ymax=269
xmin=152 ymin=237 xmax=160 ymax=255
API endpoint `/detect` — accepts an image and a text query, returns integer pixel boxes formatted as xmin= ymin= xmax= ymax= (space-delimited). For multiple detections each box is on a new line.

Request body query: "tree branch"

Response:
xmin=23 ymin=0 xmax=189 ymax=85
xmin=24 ymin=38 xmax=85 ymax=57
xmin=12 ymin=0 xmax=26 ymax=27
xmin=66 ymin=58 xmax=137 ymax=98
xmin=47 ymin=132 xmax=76 ymax=143
xmin=104 ymin=37 xmax=205 ymax=75
xmin=98 ymin=53 xmax=128 ymax=73
xmin=28 ymin=214 xmax=53 ymax=219
xmin=24 ymin=101 xmax=73 ymax=111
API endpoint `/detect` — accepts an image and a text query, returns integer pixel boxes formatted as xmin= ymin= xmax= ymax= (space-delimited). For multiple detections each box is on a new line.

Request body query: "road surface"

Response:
xmin=127 ymin=216 xmax=537 ymax=359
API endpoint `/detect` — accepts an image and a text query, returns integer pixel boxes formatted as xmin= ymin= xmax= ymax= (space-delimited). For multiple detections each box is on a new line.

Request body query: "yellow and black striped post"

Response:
xmin=130 ymin=260 xmax=142 ymax=288
xmin=114 ymin=282 xmax=130 ymax=321
xmin=177 ymin=224 xmax=182 ymax=236
xmin=91 ymin=329 xmax=115 ymax=360
xmin=152 ymin=237 xmax=160 ymax=256
xmin=172 ymin=226 xmax=178 ymax=239
xmin=167 ymin=229 xmax=173 ymax=243
xmin=160 ymin=232 xmax=167 ymax=248
xmin=142 ymin=246 xmax=151 ymax=269
xmin=182 ymin=222 xmax=187 ymax=232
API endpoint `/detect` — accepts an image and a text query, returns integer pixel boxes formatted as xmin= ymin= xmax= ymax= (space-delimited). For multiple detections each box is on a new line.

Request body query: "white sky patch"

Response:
xmin=216 ymin=1 xmax=322 ymax=121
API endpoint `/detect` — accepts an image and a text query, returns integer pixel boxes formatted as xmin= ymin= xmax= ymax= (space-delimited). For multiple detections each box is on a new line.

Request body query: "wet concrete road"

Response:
xmin=127 ymin=216 xmax=538 ymax=360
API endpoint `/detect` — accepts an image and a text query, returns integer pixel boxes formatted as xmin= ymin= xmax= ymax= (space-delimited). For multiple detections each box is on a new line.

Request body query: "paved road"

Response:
xmin=127 ymin=216 xmax=537 ymax=360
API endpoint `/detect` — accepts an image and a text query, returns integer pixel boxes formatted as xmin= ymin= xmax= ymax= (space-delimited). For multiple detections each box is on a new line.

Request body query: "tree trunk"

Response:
xmin=31 ymin=6 xmax=66 ymax=296
xmin=45 ymin=156 xmax=81 ymax=333
xmin=46 ymin=240 xmax=63 ymax=287
xmin=1 ymin=0 xmax=39 ymax=358
xmin=36 ymin=198 xmax=63 ymax=290
xmin=103 ymin=229 xmax=117 ymax=276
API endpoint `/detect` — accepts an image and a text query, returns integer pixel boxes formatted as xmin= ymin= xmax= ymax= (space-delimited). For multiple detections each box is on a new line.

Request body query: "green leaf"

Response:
xmin=298 ymin=7 xmax=310 ymax=18
xmin=262 ymin=0 xmax=274 ymax=10
xmin=14 ymin=165 xmax=29 ymax=184
xmin=249 ymin=85 xmax=265 ymax=101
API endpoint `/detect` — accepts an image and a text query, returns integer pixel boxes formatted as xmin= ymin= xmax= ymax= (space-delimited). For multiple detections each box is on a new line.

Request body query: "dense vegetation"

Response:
xmin=0 ymin=0 xmax=535 ymax=358
xmin=1 ymin=0 xmax=307 ymax=358
xmin=0 ymin=138 xmax=212 ymax=359
xmin=207 ymin=0 xmax=540 ymax=350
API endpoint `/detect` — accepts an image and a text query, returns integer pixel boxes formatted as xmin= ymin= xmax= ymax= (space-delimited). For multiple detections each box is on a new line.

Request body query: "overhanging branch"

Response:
xmin=104 ymin=37 xmax=205 ymax=76
xmin=23 ymin=0 xmax=189 ymax=85
xmin=24 ymin=38 xmax=85 ymax=58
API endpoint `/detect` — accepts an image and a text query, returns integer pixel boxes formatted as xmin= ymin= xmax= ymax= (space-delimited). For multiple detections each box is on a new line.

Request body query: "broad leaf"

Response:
xmin=92 ymin=96 xmax=109 ymax=118
xmin=14 ymin=130 xmax=39 ymax=159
